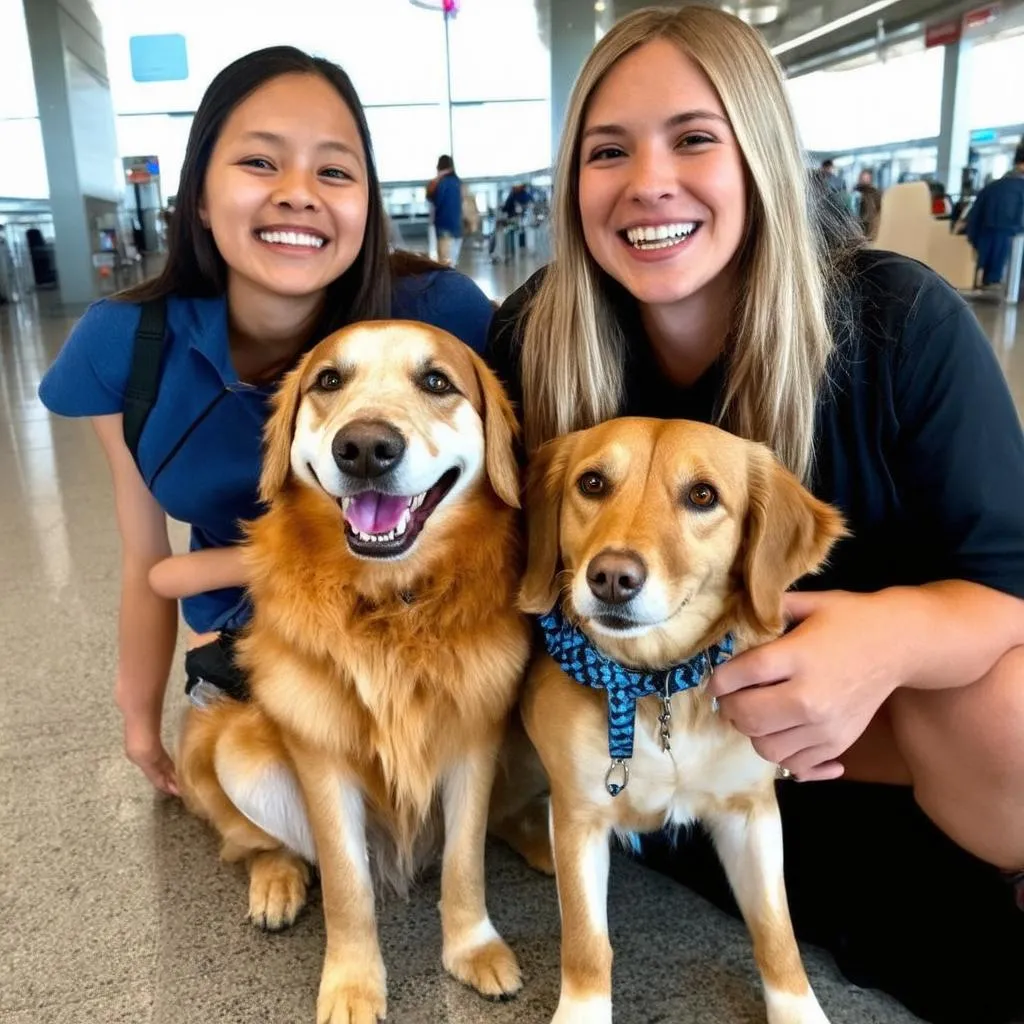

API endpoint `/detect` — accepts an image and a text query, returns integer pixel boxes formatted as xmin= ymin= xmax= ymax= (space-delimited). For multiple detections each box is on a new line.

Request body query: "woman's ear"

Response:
xmin=258 ymin=359 xmax=308 ymax=505
xmin=519 ymin=436 xmax=574 ymax=614
xmin=740 ymin=445 xmax=847 ymax=634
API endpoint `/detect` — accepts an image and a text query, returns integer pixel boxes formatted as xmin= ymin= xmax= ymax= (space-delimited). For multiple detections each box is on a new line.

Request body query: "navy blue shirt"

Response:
xmin=39 ymin=269 xmax=494 ymax=632
xmin=967 ymin=171 xmax=1024 ymax=237
xmin=486 ymin=250 xmax=1024 ymax=603
xmin=431 ymin=174 xmax=463 ymax=237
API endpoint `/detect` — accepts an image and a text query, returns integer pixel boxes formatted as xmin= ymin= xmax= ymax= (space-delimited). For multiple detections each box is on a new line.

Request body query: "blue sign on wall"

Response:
xmin=129 ymin=34 xmax=189 ymax=83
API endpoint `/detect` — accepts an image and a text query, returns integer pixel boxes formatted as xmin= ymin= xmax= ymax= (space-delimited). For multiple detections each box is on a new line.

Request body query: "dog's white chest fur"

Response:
xmin=600 ymin=696 xmax=775 ymax=825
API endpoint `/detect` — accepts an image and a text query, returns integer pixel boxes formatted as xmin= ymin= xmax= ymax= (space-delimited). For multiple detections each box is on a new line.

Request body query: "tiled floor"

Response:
xmin=2 ymin=251 xmax=1021 ymax=1024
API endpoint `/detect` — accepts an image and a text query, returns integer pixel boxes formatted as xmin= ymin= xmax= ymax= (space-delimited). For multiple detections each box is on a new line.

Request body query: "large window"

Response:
xmin=94 ymin=0 xmax=551 ymax=188
xmin=967 ymin=32 xmax=1024 ymax=131
xmin=365 ymin=105 xmax=449 ymax=184
xmin=95 ymin=0 xmax=449 ymax=112
xmin=0 ymin=0 xmax=37 ymax=119
xmin=115 ymin=114 xmax=193 ymax=198
xmin=3 ymin=0 xmax=553 ymax=198
xmin=787 ymin=46 xmax=944 ymax=153
xmin=0 ymin=0 xmax=47 ymax=197
xmin=0 ymin=119 xmax=48 ymax=199
xmin=446 ymin=0 xmax=549 ymax=102
xmin=452 ymin=100 xmax=550 ymax=178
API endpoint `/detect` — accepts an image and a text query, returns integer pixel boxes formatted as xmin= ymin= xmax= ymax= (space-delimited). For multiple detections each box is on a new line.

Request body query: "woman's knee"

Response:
xmin=889 ymin=645 xmax=1024 ymax=788
xmin=887 ymin=647 xmax=1024 ymax=867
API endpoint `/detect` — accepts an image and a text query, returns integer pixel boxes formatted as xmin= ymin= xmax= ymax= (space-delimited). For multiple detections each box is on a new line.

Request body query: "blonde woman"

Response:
xmin=486 ymin=6 xmax=1024 ymax=1022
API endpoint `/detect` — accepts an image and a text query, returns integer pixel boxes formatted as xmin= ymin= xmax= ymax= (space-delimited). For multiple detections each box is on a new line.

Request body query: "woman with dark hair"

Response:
xmin=38 ymin=46 xmax=494 ymax=796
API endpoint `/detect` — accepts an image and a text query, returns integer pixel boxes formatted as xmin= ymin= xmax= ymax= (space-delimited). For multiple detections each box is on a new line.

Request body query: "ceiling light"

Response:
xmin=772 ymin=0 xmax=901 ymax=55
xmin=739 ymin=4 xmax=781 ymax=25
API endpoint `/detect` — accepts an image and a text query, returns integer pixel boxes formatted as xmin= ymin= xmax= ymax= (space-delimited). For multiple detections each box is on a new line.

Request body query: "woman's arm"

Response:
xmin=92 ymin=414 xmax=180 ymax=795
xmin=712 ymin=267 xmax=1024 ymax=779
xmin=149 ymin=547 xmax=248 ymax=600
xmin=886 ymin=580 xmax=1024 ymax=690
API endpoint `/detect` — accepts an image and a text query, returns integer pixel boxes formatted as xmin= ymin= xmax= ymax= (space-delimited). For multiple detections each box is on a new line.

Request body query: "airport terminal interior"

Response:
xmin=2 ymin=0 xmax=1024 ymax=1021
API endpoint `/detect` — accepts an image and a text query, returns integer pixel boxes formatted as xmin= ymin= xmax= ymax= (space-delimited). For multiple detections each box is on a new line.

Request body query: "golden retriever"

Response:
xmin=176 ymin=321 xmax=533 ymax=1024
xmin=518 ymin=417 xmax=846 ymax=1024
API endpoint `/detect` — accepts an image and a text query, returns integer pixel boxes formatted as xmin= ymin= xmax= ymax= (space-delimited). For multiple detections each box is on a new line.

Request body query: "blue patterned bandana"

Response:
xmin=538 ymin=607 xmax=734 ymax=796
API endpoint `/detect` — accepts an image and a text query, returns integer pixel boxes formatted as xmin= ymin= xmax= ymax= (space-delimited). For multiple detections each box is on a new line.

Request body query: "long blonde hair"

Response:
xmin=520 ymin=5 xmax=845 ymax=479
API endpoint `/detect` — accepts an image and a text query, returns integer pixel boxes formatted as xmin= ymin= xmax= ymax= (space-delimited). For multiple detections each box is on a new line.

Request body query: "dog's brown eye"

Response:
xmin=578 ymin=471 xmax=606 ymax=497
xmin=422 ymin=370 xmax=453 ymax=395
xmin=315 ymin=368 xmax=343 ymax=391
xmin=687 ymin=483 xmax=718 ymax=509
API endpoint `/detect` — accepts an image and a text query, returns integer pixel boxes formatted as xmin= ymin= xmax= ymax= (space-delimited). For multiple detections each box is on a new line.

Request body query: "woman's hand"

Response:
xmin=117 ymin=688 xmax=180 ymax=797
xmin=122 ymin=713 xmax=180 ymax=796
xmin=709 ymin=590 xmax=907 ymax=781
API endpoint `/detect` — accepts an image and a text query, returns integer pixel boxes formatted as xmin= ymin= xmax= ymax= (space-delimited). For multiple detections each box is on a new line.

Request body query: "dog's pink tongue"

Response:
xmin=345 ymin=492 xmax=408 ymax=534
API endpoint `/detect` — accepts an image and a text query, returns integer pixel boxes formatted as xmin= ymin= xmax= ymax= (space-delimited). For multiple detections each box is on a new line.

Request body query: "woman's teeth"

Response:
xmin=625 ymin=223 xmax=697 ymax=249
xmin=257 ymin=230 xmax=325 ymax=248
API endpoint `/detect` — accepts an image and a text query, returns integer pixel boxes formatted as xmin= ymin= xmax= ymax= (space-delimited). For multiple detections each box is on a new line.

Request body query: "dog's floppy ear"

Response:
xmin=469 ymin=350 xmax=522 ymax=509
xmin=741 ymin=446 xmax=847 ymax=634
xmin=258 ymin=359 xmax=308 ymax=505
xmin=519 ymin=435 xmax=574 ymax=614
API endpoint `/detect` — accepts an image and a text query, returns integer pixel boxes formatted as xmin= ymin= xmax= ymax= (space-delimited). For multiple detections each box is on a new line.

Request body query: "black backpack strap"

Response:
xmin=122 ymin=297 xmax=167 ymax=470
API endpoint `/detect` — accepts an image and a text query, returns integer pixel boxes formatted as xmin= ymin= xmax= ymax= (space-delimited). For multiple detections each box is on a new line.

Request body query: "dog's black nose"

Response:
xmin=586 ymin=550 xmax=647 ymax=605
xmin=332 ymin=420 xmax=406 ymax=479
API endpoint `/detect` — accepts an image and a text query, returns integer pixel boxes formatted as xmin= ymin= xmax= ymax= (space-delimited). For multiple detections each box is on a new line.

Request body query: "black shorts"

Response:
xmin=638 ymin=779 xmax=1024 ymax=1024
xmin=184 ymin=630 xmax=250 ymax=706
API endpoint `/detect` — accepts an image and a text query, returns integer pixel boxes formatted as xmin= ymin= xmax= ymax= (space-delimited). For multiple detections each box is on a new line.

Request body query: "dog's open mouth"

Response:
xmin=339 ymin=468 xmax=460 ymax=558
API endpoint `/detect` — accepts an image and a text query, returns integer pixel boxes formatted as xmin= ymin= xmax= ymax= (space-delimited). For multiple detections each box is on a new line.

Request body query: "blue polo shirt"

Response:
xmin=38 ymin=269 xmax=494 ymax=633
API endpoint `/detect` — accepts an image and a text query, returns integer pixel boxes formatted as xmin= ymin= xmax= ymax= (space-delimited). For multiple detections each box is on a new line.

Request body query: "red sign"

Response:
xmin=963 ymin=2 xmax=1000 ymax=29
xmin=925 ymin=19 xmax=961 ymax=46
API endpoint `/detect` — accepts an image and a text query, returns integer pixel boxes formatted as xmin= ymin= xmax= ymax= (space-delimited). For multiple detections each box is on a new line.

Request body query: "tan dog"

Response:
xmin=518 ymin=417 xmax=846 ymax=1024
xmin=177 ymin=321 xmax=531 ymax=1024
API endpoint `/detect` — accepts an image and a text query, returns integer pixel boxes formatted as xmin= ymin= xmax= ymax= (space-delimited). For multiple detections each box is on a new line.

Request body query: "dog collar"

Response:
xmin=538 ymin=607 xmax=734 ymax=797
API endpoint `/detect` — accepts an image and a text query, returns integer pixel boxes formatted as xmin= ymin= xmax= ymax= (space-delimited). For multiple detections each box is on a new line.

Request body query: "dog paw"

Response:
xmin=248 ymin=849 xmax=310 ymax=931
xmin=492 ymin=798 xmax=556 ymax=876
xmin=316 ymin=982 xmax=387 ymax=1024
xmin=765 ymin=987 xmax=831 ymax=1024
xmin=551 ymin=994 xmax=612 ymax=1024
xmin=529 ymin=846 xmax=556 ymax=876
xmin=444 ymin=934 xmax=522 ymax=1000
